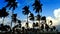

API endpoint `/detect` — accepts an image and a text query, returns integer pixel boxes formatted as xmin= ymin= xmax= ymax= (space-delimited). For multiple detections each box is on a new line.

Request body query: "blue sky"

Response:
xmin=0 ymin=0 xmax=60 ymax=19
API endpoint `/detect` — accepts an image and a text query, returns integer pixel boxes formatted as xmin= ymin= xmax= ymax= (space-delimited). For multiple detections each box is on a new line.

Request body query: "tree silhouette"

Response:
xmin=0 ymin=24 xmax=10 ymax=32
xmin=5 ymin=0 xmax=18 ymax=10
xmin=36 ymin=14 xmax=41 ymax=21
xmin=52 ymin=26 xmax=56 ymax=31
xmin=45 ymin=23 xmax=49 ymax=31
xmin=32 ymin=0 xmax=42 ymax=13
xmin=12 ymin=25 xmax=18 ymax=34
xmin=50 ymin=20 xmax=53 ymax=26
xmin=29 ymin=13 xmax=34 ymax=21
xmin=41 ymin=24 xmax=44 ymax=32
xmin=12 ymin=19 xmax=21 ymax=34
xmin=22 ymin=6 xmax=30 ymax=29
xmin=4 ymin=25 xmax=11 ymax=31
xmin=36 ymin=14 xmax=41 ymax=27
xmin=0 ymin=7 xmax=9 ymax=24
xmin=35 ymin=22 xmax=39 ymax=27
xmin=17 ymin=19 xmax=21 ymax=28
xmin=32 ymin=0 xmax=42 ymax=28
xmin=41 ymin=16 xmax=46 ymax=24
xmin=33 ymin=23 xmax=35 ymax=31
xmin=12 ymin=14 xmax=17 ymax=23
xmin=22 ymin=27 xmax=25 ymax=34
xmin=29 ymin=13 xmax=35 ymax=28
xmin=50 ymin=28 xmax=53 ymax=32
xmin=5 ymin=0 xmax=18 ymax=33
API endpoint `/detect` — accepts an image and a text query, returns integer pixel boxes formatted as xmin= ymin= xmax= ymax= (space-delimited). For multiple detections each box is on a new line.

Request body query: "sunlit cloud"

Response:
xmin=54 ymin=8 xmax=60 ymax=18
xmin=47 ymin=8 xmax=60 ymax=26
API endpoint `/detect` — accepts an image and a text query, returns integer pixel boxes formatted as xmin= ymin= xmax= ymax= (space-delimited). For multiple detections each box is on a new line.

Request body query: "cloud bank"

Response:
xmin=47 ymin=8 xmax=60 ymax=26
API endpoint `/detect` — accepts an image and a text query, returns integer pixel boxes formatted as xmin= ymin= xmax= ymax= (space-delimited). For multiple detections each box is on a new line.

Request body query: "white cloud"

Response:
xmin=46 ymin=16 xmax=58 ymax=26
xmin=47 ymin=8 xmax=60 ymax=26
xmin=54 ymin=8 xmax=60 ymax=18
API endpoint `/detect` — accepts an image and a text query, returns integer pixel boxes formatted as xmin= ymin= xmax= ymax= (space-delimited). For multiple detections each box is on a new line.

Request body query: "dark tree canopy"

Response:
xmin=41 ymin=16 xmax=46 ymax=20
xmin=32 ymin=0 xmax=42 ymax=13
xmin=22 ymin=6 xmax=30 ymax=15
xmin=5 ymin=0 xmax=18 ymax=10
xmin=29 ymin=13 xmax=34 ymax=21
xmin=12 ymin=14 xmax=17 ymax=23
xmin=0 ymin=7 xmax=9 ymax=18
xmin=36 ymin=14 xmax=41 ymax=21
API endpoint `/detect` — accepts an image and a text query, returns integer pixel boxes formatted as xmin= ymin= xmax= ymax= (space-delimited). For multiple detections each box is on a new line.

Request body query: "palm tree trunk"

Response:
xmin=33 ymin=21 xmax=34 ymax=28
xmin=27 ymin=14 xmax=28 ymax=29
xmin=2 ymin=17 xmax=5 ymax=24
xmin=38 ymin=12 xmax=41 ymax=29
xmin=11 ymin=10 xmax=14 ymax=34
xmin=11 ymin=11 xmax=14 ymax=29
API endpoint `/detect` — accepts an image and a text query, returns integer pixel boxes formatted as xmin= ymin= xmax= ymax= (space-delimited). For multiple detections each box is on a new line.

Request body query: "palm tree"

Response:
xmin=12 ymin=14 xmax=17 ymax=23
xmin=52 ymin=26 xmax=56 ymax=31
xmin=45 ymin=23 xmax=49 ymax=31
xmin=22 ymin=6 xmax=30 ymax=29
xmin=41 ymin=24 xmax=44 ymax=32
xmin=0 ymin=7 xmax=9 ymax=24
xmin=33 ymin=23 xmax=35 ymax=31
xmin=5 ymin=0 xmax=18 ymax=32
xmin=29 ymin=13 xmax=35 ymax=28
xmin=32 ymin=0 xmax=42 ymax=28
xmin=41 ymin=16 xmax=46 ymax=31
xmin=17 ymin=19 xmax=21 ymax=28
xmin=36 ymin=14 xmax=41 ymax=28
xmin=41 ymin=16 xmax=46 ymax=22
xmin=32 ymin=0 xmax=42 ymax=13
xmin=5 ymin=0 xmax=18 ymax=11
xmin=29 ymin=13 xmax=34 ymax=21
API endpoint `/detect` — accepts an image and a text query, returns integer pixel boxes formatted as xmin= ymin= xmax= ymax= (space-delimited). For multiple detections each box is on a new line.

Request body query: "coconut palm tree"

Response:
xmin=32 ymin=0 xmax=42 ymax=13
xmin=22 ymin=6 xmax=30 ymax=29
xmin=5 ymin=0 xmax=18 ymax=11
xmin=32 ymin=0 xmax=42 ymax=28
xmin=41 ymin=16 xmax=46 ymax=31
xmin=36 ymin=14 xmax=41 ymax=21
xmin=17 ymin=19 xmax=21 ymax=28
xmin=29 ymin=13 xmax=34 ymax=21
xmin=36 ymin=14 xmax=41 ymax=27
xmin=0 ymin=7 xmax=9 ymax=24
xmin=12 ymin=19 xmax=21 ymax=34
xmin=29 ymin=13 xmax=35 ymax=28
xmin=12 ymin=14 xmax=17 ymax=23
xmin=45 ymin=23 xmax=49 ymax=31
xmin=41 ymin=24 xmax=44 ymax=32
xmin=5 ymin=0 xmax=18 ymax=32
xmin=41 ymin=16 xmax=46 ymax=25
xmin=33 ymin=23 xmax=35 ymax=31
